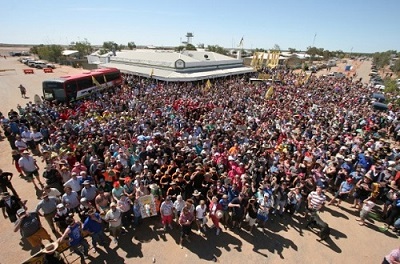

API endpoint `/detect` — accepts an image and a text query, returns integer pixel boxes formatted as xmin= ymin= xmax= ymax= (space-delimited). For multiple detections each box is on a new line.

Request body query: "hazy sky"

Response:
xmin=1 ymin=0 xmax=399 ymax=53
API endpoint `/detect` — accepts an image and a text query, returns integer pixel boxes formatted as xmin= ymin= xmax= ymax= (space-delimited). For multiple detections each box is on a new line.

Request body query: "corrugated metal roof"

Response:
xmin=99 ymin=62 xmax=254 ymax=82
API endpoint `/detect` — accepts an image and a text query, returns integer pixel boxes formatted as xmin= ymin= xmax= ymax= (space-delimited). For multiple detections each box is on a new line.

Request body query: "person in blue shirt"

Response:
xmin=83 ymin=209 xmax=106 ymax=253
xmin=218 ymin=194 xmax=230 ymax=229
xmin=328 ymin=177 xmax=355 ymax=206
xmin=59 ymin=217 xmax=89 ymax=258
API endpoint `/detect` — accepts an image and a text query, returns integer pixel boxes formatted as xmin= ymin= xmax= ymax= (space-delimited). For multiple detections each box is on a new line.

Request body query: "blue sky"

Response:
xmin=1 ymin=0 xmax=399 ymax=53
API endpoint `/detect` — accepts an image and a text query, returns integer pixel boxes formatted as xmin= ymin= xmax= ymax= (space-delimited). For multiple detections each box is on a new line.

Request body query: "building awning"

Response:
xmin=99 ymin=63 xmax=255 ymax=82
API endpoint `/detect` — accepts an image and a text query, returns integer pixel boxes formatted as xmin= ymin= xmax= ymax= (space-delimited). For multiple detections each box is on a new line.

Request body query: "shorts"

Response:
xmin=25 ymin=170 xmax=39 ymax=179
xmin=26 ymin=227 xmax=51 ymax=247
xmin=245 ymin=214 xmax=257 ymax=226
xmin=359 ymin=209 xmax=368 ymax=220
xmin=257 ymin=213 xmax=269 ymax=223
xmin=162 ymin=215 xmax=173 ymax=225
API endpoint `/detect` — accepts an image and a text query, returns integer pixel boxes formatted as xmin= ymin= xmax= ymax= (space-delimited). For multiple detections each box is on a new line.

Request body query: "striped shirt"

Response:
xmin=308 ymin=191 xmax=326 ymax=210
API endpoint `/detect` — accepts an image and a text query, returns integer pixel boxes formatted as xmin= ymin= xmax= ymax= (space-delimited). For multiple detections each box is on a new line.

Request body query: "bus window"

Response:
xmin=77 ymin=77 xmax=93 ymax=90
xmin=65 ymin=81 xmax=78 ymax=101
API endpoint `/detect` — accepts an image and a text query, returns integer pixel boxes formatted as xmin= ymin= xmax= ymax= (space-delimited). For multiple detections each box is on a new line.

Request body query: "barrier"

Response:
xmin=43 ymin=68 xmax=53 ymax=73
xmin=23 ymin=69 xmax=34 ymax=74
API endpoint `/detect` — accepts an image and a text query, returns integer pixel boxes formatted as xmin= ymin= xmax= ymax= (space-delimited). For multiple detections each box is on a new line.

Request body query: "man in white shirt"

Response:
xmin=63 ymin=172 xmax=82 ymax=192
xmin=18 ymin=150 xmax=43 ymax=189
xmin=195 ymin=200 xmax=208 ymax=234
xmin=105 ymin=202 xmax=122 ymax=244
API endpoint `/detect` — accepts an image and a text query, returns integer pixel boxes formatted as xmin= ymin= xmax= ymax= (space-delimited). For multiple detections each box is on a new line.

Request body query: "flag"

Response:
xmin=238 ymin=37 xmax=244 ymax=47
xmin=204 ymin=79 xmax=212 ymax=92
xmin=150 ymin=68 xmax=154 ymax=78
xmin=265 ymin=86 xmax=274 ymax=99
xmin=92 ymin=76 xmax=101 ymax=87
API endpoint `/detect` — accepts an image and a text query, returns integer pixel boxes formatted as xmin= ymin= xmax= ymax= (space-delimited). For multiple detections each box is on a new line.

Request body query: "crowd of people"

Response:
xmin=1 ymin=65 xmax=400 ymax=261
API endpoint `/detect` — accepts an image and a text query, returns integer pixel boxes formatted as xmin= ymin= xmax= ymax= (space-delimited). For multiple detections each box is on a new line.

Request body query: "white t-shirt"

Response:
xmin=18 ymin=156 xmax=37 ymax=172
xmin=64 ymin=177 xmax=83 ymax=192
xmin=105 ymin=208 xmax=122 ymax=227
xmin=195 ymin=204 xmax=207 ymax=219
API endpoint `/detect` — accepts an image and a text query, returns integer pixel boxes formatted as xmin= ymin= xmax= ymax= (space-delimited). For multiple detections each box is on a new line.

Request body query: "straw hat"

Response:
xmin=41 ymin=241 xmax=59 ymax=254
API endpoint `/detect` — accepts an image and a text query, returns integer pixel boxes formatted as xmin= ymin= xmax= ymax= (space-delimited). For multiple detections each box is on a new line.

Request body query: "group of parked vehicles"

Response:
xmin=18 ymin=57 xmax=55 ymax=69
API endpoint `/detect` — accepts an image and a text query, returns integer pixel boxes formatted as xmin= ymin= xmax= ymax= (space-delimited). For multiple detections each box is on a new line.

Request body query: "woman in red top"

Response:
xmin=208 ymin=196 xmax=223 ymax=235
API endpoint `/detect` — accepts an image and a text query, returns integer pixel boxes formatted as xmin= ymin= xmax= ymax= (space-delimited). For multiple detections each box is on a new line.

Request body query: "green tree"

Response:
xmin=70 ymin=39 xmax=93 ymax=59
xmin=288 ymin=48 xmax=297 ymax=54
xmin=271 ymin=44 xmax=280 ymax=52
xmin=392 ymin=58 xmax=400 ymax=73
xmin=206 ymin=45 xmax=227 ymax=55
xmin=373 ymin=51 xmax=391 ymax=69
xmin=127 ymin=42 xmax=136 ymax=50
xmin=32 ymin=44 xmax=63 ymax=63
xmin=186 ymin=44 xmax=197 ymax=51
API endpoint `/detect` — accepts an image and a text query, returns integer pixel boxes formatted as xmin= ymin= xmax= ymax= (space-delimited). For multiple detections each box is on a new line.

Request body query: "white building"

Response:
xmin=92 ymin=49 xmax=254 ymax=82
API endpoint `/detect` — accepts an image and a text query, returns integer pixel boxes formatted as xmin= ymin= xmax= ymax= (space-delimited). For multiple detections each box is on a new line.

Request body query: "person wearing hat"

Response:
xmin=0 ymin=169 xmax=19 ymax=197
xmin=14 ymin=208 xmax=53 ymax=249
xmin=71 ymin=162 xmax=87 ymax=177
xmin=53 ymin=203 xmax=70 ymax=233
xmin=63 ymin=172 xmax=82 ymax=192
xmin=42 ymin=164 xmax=63 ymax=193
xmin=257 ymin=193 xmax=272 ymax=229
xmin=83 ymin=208 xmax=106 ymax=253
xmin=208 ymin=196 xmax=223 ymax=235
xmin=41 ymin=241 xmax=65 ymax=264
xmin=81 ymin=180 xmax=97 ymax=204
xmin=105 ymin=202 xmax=122 ymax=244
xmin=35 ymin=192 xmax=58 ymax=232
xmin=18 ymin=150 xmax=44 ymax=189
xmin=0 ymin=192 xmax=25 ymax=223
xmin=59 ymin=217 xmax=89 ymax=259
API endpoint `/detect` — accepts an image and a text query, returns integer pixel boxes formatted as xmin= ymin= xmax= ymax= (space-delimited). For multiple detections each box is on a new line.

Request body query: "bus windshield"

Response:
xmin=43 ymin=81 xmax=65 ymax=101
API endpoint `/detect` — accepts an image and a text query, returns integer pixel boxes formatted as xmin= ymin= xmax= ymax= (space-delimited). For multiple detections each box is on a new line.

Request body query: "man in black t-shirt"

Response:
xmin=228 ymin=193 xmax=247 ymax=229
xmin=0 ymin=192 xmax=24 ymax=222
xmin=0 ymin=169 xmax=19 ymax=197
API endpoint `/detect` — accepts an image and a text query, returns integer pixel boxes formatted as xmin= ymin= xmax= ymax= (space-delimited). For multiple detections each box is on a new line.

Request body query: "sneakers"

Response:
xmin=216 ymin=228 xmax=220 ymax=236
xmin=163 ymin=226 xmax=167 ymax=231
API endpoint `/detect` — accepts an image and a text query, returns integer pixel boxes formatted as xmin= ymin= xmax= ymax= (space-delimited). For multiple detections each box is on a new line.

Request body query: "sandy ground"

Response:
xmin=0 ymin=54 xmax=397 ymax=264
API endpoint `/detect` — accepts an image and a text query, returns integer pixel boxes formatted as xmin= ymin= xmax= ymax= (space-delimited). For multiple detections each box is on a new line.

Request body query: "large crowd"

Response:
xmin=1 ymin=66 xmax=400 ymax=262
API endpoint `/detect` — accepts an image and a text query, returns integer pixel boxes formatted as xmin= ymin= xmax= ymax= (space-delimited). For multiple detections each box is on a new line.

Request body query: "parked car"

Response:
xmin=46 ymin=63 xmax=56 ymax=69
xmin=371 ymin=93 xmax=386 ymax=103
xmin=27 ymin=60 xmax=37 ymax=67
xmin=34 ymin=61 xmax=47 ymax=68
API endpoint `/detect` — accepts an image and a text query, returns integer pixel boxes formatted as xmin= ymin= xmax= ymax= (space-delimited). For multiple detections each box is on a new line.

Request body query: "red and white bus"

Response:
xmin=42 ymin=68 xmax=122 ymax=102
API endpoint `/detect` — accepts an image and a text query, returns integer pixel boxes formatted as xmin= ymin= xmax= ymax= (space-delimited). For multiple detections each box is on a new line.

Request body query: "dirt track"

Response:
xmin=0 ymin=54 xmax=397 ymax=264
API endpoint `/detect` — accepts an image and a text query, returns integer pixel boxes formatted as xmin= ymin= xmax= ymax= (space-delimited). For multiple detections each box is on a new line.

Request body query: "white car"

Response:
xmin=374 ymin=84 xmax=385 ymax=90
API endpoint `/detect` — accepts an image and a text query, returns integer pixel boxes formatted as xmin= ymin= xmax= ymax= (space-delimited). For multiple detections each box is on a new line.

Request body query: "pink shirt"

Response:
xmin=385 ymin=248 xmax=400 ymax=263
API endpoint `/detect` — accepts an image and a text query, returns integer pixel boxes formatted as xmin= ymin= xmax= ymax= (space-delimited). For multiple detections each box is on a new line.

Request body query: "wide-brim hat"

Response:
xmin=149 ymin=184 xmax=159 ymax=190
xmin=364 ymin=174 xmax=373 ymax=181
xmin=388 ymin=182 xmax=399 ymax=191
xmin=192 ymin=190 xmax=201 ymax=196
xmin=42 ymin=241 xmax=59 ymax=254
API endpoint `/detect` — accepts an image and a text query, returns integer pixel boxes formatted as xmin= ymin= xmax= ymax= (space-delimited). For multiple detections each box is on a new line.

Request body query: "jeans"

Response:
xmin=91 ymin=230 xmax=106 ymax=248
xmin=71 ymin=239 xmax=89 ymax=257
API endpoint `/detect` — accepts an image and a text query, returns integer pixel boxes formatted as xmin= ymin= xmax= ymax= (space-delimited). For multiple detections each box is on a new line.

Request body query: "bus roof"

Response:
xmin=43 ymin=67 xmax=119 ymax=82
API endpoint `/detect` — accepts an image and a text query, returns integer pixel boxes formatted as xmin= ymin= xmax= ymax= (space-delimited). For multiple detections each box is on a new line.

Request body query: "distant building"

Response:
xmin=91 ymin=49 xmax=254 ymax=82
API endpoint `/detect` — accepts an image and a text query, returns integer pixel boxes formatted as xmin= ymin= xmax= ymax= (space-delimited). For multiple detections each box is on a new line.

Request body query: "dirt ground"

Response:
xmin=0 ymin=53 xmax=397 ymax=264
